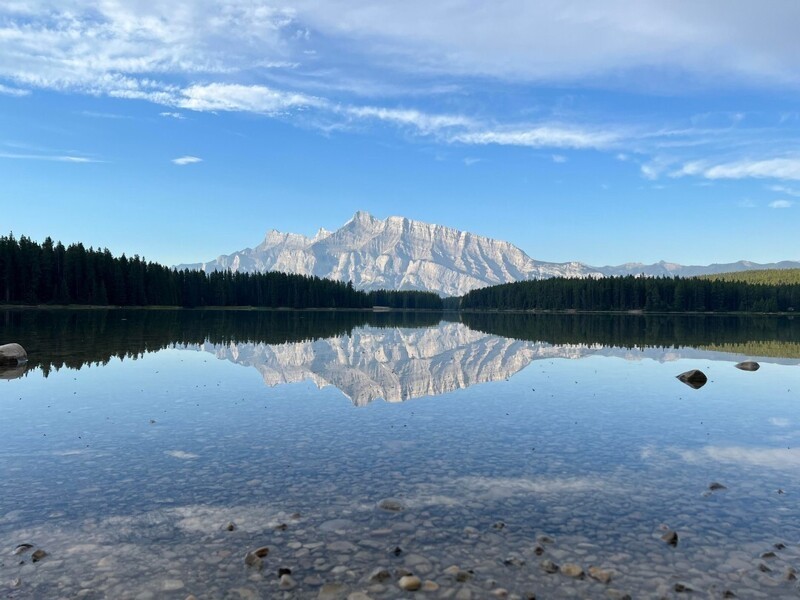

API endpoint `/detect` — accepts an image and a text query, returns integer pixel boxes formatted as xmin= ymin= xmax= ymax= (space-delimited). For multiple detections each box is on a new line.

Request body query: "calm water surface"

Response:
xmin=2 ymin=310 xmax=800 ymax=599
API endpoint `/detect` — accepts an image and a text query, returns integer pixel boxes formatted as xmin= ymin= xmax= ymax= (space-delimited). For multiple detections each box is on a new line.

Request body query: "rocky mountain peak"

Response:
xmin=175 ymin=212 xmax=800 ymax=296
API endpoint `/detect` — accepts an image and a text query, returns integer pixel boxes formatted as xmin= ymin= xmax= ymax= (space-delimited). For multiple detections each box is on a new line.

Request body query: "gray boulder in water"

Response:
xmin=677 ymin=369 xmax=708 ymax=389
xmin=735 ymin=361 xmax=760 ymax=371
xmin=0 ymin=343 xmax=27 ymax=366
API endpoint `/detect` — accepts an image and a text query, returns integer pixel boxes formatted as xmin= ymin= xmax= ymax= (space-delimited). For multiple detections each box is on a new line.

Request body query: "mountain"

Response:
xmin=176 ymin=211 xmax=601 ymax=296
xmin=176 ymin=211 xmax=800 ymax=296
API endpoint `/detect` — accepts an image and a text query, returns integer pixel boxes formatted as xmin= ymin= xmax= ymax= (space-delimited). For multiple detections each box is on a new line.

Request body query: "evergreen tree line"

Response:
xmin=0 ymin=234 xmax=442 ymax=310
xmin=459 ymin=275 xmax=800 ymax=313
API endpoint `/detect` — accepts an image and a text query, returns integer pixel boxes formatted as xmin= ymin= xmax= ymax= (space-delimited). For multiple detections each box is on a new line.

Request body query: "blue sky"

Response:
xmin=2 ymin=1 xmax=800 ymax=267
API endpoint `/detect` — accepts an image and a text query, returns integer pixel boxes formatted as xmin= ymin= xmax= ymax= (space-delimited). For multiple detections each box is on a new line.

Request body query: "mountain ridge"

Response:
xmin=175 ymin=211 xmax=800 ymax=296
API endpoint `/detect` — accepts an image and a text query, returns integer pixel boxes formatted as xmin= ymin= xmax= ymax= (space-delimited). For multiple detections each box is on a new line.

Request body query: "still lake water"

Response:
xmin=2 ymin=309 xmax=800 ymax=599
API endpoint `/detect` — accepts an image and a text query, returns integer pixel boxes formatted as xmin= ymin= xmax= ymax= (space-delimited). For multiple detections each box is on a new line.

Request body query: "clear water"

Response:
xmin=2 ymin=309 xmax=800 ymax=599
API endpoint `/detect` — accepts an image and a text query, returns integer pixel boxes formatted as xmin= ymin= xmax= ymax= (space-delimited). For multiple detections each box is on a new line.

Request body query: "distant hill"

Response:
xmin=699 ymin=269 xmax=800 ymax=285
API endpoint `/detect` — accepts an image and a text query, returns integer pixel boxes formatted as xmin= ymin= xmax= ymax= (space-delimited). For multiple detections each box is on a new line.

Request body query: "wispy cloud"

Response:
xmin=769 ymin=199 xmax=794 ymax=209
xmin=343 ymin=106 xmax=472 ymax=133
xmin=0 ymin=83 xmax=30 ymax=97
xmin=159 ymin=112 xmax=185 ymax=120
xmin=80 ymin=110 xmax=131 ymax=120
xmin=0 ymin=152 xmax=99 ymax=163
xmin=172 ymin=156 xmax=202 ymax=166
xmin=178 ymin=83 xmax=325 ymax=114
xmin=450 ymin=126 xmax=619 ymax=150
xmin=463 ymin=157 xmax=481 ymax=166
xmin=768 ymin=184 xmax=800 ymax=197
xmin=552 ymin=154 xmax=567 ymax=163
xmin=673 ymin=158 xmax=800 ymax=181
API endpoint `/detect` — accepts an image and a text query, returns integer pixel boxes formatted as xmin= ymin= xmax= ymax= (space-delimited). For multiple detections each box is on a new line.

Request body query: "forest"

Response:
xmin=4 ymin=233 xmax=800 ymax=313
xmin=699 ymin=268 xmax=800 ymax=285
xmin=0 ymin=234 xmax=443 ymax=310
xmin=458 ymin=274 xmax=800 ymax=312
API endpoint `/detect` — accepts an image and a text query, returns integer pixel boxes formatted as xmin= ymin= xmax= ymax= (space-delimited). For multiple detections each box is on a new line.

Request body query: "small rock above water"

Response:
xmin=677 ymin=369 xmax=708 ymax=389
xmin=0 ymin=343 xmax=27 ymax=366
xmin=709 ymin=482 xmax=727 ymax=491
xmin=735 ymin=361 xmax=760 ymax=371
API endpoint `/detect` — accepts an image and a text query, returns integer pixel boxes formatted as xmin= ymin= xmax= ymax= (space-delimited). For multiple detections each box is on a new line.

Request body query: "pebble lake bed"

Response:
xmin=2 ymin=309 xmax=800 ymax=599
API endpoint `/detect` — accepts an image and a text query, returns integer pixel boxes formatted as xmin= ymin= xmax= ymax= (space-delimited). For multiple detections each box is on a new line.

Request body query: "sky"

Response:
xmin=2 ymin=0 xmax=800 ymax=267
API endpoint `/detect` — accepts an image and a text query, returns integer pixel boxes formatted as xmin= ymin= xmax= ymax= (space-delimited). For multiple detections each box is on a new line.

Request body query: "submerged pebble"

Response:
xmin=397 ymin=575 xmax=421 ymax=591
xmin=661 ymin=530 xmax=678 ymax=547
xmin=12 ymin=544 xmax=33 ymax=556
xmin=541 ymin=560 xmax=559 ymax=574
xmin=588 ymin=566 xmax=612 ymax=584
xmin=377 ymin=499 xmax=404 ymax=512
xmin=560 ymin=563 xmax=583 ymax=578
xmin=31 ymin=549 xmax=48 ymax=562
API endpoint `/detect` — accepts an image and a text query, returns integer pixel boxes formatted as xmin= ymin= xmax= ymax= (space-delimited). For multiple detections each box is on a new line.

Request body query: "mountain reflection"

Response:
xmin=200 ymin=319 xmax=800 ymax=405
xmin=2 ymin=310 xmax=799 ymax=391
xmin=199 ymin=323 xmax=538 ymax=405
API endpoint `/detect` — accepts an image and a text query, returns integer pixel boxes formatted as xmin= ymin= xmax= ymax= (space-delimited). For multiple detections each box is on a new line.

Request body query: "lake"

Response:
xmin=2 ymin=309 xmax=800 ymax=599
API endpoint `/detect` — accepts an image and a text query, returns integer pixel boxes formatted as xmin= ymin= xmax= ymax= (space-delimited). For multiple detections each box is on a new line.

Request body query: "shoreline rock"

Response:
xmin=0 ymin=343 xmax=27 ymax=366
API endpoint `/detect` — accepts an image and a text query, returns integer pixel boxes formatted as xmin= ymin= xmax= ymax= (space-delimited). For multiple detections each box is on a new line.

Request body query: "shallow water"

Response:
xmin=2 ymin=309 xmax=800 ymax=599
